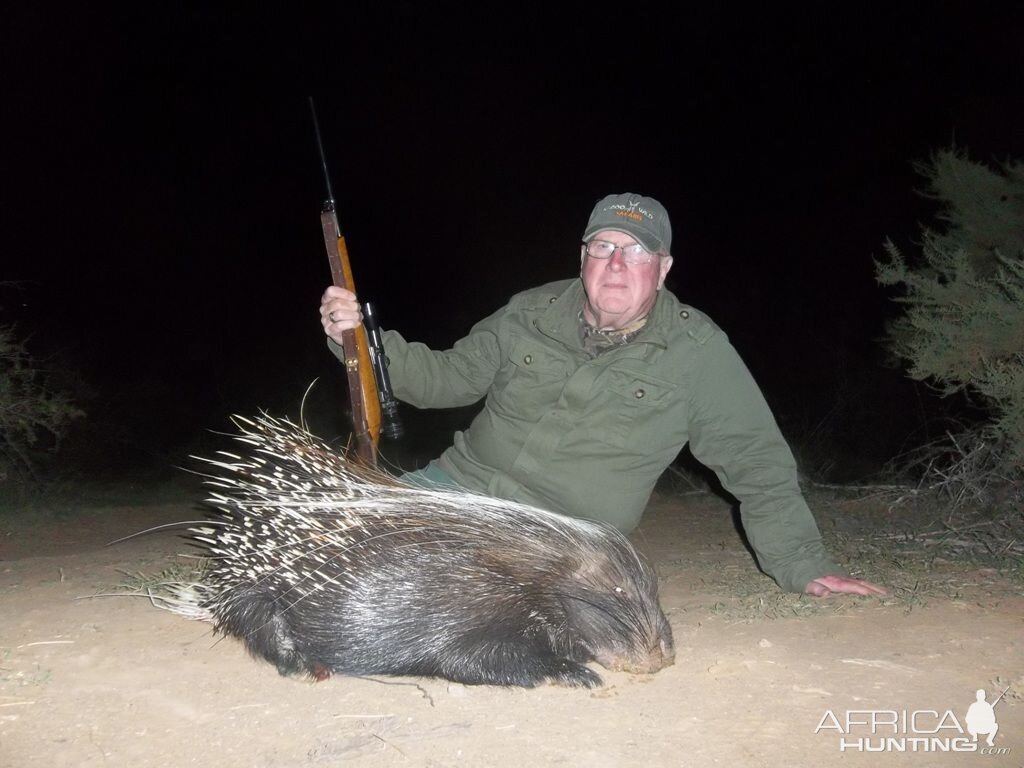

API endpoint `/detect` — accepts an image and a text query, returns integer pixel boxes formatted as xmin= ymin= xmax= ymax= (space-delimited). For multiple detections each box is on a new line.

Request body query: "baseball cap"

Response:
xmin=582 ymin=193 xmax=672 ymax=254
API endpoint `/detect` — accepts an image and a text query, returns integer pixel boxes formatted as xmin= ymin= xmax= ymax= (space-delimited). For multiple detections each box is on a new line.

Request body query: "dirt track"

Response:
xmin=1 ymin=492 xmax=1021 ymax=767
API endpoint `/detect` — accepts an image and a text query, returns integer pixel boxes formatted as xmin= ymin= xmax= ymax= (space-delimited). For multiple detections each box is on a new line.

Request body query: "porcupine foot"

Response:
xmin=309 ymin=663 xmax=332 ymax=682
xmin=538 ymin=658 xmax=603 ymax=688
xmin=439 ymin=643 xmax=603 ymax=688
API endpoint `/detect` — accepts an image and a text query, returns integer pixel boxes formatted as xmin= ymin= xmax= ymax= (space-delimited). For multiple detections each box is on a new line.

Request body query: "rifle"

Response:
xmin=309 ymin=99 xmax=403 ymax=463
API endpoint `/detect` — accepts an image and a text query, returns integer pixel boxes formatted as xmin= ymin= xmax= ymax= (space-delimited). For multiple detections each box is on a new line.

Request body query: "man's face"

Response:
xmin=580 ymin=229 xmax=673 ymax=330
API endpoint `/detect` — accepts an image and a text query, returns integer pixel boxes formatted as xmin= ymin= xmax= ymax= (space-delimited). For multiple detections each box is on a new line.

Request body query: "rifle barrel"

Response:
xmin=308 ymin=97 xmax=336 ymax=205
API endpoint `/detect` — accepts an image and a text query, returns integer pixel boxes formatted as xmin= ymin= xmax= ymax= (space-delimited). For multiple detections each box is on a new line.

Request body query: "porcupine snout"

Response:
xmin=587 ymin=604 xmax=675 ymax=674
xmin=596 ymin=617 xmax=675 ymax=674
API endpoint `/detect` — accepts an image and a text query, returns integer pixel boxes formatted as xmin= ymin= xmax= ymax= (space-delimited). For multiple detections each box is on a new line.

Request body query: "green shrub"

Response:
xmin=0 ymin=324 xmax=84 ymax=479
xmin=876 ymin=147 xmax=1024 ymax=470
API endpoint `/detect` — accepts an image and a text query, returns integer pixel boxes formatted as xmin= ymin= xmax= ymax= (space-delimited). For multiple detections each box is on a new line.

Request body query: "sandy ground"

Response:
xmin=1 ymin=490 xmax=1021 ymax=768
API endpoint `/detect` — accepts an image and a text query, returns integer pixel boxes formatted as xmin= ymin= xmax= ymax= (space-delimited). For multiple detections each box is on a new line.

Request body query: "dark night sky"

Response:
xmin=5 ymin=5 xmax=1023 ymax=476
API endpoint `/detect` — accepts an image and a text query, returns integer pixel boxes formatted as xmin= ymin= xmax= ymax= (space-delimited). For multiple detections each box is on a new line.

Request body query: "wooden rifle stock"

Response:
xmin=310 ymin=98 xmax=392 ymax=464
xmin=319 ymin=206 xmax=381 ymax=464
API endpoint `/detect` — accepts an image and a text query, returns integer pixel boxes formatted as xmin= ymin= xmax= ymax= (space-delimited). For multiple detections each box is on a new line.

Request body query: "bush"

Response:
xmin=0 ymin=324 xmax=84 ymax=479
xmin=876 ymin=147 xmax=1024 ymax=474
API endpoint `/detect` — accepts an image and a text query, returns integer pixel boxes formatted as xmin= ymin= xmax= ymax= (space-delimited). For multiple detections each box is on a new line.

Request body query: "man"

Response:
xmin=320 ymin=193 xmax=884 ymax=597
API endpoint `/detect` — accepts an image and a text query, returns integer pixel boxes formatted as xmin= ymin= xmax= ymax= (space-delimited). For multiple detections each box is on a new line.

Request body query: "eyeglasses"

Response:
xmin=584 ymin=239 xmax=657 ymax=265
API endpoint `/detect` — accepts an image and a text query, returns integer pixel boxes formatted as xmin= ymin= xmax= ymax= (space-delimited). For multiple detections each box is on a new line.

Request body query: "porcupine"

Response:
xmin=177 ymin=415 xmax=675 ymax=688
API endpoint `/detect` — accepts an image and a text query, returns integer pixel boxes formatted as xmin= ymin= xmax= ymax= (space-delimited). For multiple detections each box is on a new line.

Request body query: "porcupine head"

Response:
xmin=576 ymin=538 xmax=674 ymax=674
xmin=512 ymin=526 xmax=676 ymax=676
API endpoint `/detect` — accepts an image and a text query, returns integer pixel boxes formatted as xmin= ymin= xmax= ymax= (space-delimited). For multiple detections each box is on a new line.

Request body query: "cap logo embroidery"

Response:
xmin=602 ymin=201 xmax=657 ymax=222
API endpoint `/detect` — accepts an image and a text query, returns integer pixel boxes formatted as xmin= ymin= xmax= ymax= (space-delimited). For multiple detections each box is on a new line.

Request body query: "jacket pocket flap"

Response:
xmin=607 ymin=369 xmax=676 ymax=405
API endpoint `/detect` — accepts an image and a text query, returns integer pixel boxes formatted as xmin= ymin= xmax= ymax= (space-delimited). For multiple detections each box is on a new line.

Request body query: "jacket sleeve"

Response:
xmin=685 ymin=333 xmax=843 ymax=593
xmin=328 ymin=305 xmax=506 ymax=409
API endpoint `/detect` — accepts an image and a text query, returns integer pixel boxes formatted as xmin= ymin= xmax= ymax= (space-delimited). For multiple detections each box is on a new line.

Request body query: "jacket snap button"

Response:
xmin=679 ymin=310 xmax=690 ymax=319
xmin=635 ymin=388 xmax=646 ymax=399
xmin=524 ymin=354 xmax=533 ymax=365
xmin=549 ymin=297 xmax=557 ymax=303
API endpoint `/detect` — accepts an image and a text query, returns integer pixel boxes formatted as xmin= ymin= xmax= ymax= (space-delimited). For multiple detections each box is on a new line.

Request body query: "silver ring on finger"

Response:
xmin=329 ymin=311 xmax=337 ymax=323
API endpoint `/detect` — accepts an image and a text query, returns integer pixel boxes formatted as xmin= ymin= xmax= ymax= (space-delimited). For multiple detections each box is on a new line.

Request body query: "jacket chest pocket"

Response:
xmin=600 ymin=369 xmax=679 ymax=451
xmin=492 ymin=337 xmax=569 ymax=405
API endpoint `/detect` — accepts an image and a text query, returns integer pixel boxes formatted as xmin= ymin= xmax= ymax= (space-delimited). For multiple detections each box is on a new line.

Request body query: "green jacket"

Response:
xmin=336 ymin=278 xmax=841 ymax=592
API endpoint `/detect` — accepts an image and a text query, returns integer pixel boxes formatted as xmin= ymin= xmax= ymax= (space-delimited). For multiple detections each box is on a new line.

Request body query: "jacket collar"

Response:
xmin=538 ymin=279 xmax=670 ymax=351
